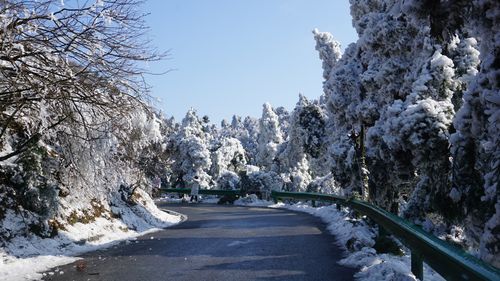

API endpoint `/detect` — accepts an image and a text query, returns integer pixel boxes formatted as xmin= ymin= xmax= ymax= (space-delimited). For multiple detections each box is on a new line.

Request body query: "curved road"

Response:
xmin=43 ymin=203 xmax=355 ymax=281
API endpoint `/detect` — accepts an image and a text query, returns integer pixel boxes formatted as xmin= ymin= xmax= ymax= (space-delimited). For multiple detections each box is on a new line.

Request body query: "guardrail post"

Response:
xmin=312 ymin=200 xmax=316 ymax=207
xmin=379 ymin=225 xmax=388 ymax=238
xmin=411 ymin=250 xmax=424 ymax=280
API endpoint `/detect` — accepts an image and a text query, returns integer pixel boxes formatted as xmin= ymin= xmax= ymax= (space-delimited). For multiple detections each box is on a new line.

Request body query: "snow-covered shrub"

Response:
xmin=282 ymin=157 xmax=312 ymax=192
xmin=210 ymin=137 xmax=247 ymax=179
xmin=217 ymin=171 xmax=240 ymax=190
xmin=240 ymin=170 xmax=283 ymax=200
xmin=306 ymin=173 xmax=341 ymax=195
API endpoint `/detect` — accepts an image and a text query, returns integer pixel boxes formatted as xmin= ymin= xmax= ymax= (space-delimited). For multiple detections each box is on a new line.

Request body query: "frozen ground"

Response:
xmin=0 ymin=189 xmax=182 ymax=281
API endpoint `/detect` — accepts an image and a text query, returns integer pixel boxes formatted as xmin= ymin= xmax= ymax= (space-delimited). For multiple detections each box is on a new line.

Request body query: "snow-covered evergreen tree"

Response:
xmin=277 ymin=95 xmax=327 ymax=191
xmin=277 ymin=96 xmax=309 ymax=174
xmin=170 ymin=109 xmax=212 ymax=189
xmin=210 ymin=137 xmax=247 ymax=182
xmin=314 ymin=27 xmax=367 ymax=197
xmin=435 ymin=0 xmax=498 ymax=266
xmin=313 ymin=28 xmax=342 ymax=83
xmin=274 ymin=106 xmax=290 ymax=140
xmin=241 ymin=116 xmax=260 ymax=164
xmin=316 ymin=0 xmax=498 ymax=265
xmin=256 ymin=103 xmax=283 ymax=171
xmin=179 ymin=109 xmax=205 ymax=139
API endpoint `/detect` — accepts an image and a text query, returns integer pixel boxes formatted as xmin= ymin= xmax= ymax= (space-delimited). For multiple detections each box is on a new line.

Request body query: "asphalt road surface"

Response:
xmin=43 ymin=203 xmax=356 ymax=281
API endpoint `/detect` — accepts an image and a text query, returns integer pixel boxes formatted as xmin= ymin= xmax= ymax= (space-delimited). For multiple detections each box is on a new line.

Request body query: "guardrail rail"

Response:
xmin=161 ymin=188 xmax=241 ymax=197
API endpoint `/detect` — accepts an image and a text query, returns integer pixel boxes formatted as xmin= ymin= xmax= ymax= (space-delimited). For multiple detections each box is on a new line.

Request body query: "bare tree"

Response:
xmin=0 ymin=0 xmax=165 ymax=160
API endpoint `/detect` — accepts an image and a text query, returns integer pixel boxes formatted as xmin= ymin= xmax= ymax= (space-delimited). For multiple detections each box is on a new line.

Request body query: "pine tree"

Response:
xmin=171 ymin=109 xmax=212 ymax=189
xmin=256 ymin=103 xmax=283 ymax=171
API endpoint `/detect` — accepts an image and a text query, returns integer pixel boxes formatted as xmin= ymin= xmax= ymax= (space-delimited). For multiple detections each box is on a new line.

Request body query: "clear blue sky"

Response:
xmin=141 ymin=0 xmax=357 ymax=124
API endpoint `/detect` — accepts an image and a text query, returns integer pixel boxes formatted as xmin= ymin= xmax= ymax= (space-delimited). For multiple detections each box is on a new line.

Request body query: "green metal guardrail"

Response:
xmin=161 ymin=188 xmax=241 ymax=197
xmin=160 ymin=188 xmax=500 ymax=280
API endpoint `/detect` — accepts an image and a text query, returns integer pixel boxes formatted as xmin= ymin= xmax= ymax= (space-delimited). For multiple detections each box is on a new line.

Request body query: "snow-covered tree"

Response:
xmin=219 ymin=115 xmax=244 ymax=139
xmin=318 ymin=0 xmax=497 ymax=265
xmin=415 ymin=0 xmax=500 ymax=266
xmin=0 ymin=0 xmax=164 ymax=162
xmin=0 ymin=0 xmax=169 ymax=239
xmin=277 ymin=96 xmax=309 ymax=174
xmin=136 ymin=114 xmax=180 ymax=191
xmin=170 ymin=109 xmax=212 ymax=189
xmin=314 ymin=28 xmax=368 ymax=197
xmin=241 ymin=116 xmax=260 ymax=164
xmin=313 ymin=28 xmax=342 ymax=83
xmin=256 ymin=103 xmax=283 ymax=171
xmin=177 ymin=137 xmax=212 ymax=188
xmin=231 ymin=115 xmax=242 ymax=130
xmin=277 ymin=95 xmax=327 ymax=191
xmin=313 ymin=2 xmax=477 ymax=228
xmin=274 ymin=106 xmax=290 ymax=140
xmin=179 ymin=109 xmax=205 ymax=139
xmin=210 ymin=137 xmax=247 ymax=181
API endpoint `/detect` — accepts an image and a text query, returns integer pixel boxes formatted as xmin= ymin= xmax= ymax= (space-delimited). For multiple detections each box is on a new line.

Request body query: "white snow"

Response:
xmin=227 ymin=240 xmax=253 ymax=247
xmin=0 ymin=189 xmax=182 ymax=281
xmin=0 ymin=255 xmax=76 ymax=281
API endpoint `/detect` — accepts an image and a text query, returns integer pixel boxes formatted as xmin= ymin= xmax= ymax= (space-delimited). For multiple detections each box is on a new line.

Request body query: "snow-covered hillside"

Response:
xmin=0 ymin=1 xmax=182 ymax=280
xmin=1 ymin=188 xmax=182 ymax=280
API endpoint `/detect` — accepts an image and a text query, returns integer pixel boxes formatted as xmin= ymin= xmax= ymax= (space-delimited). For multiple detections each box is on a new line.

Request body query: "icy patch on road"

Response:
xmin=227 ymin=240 xmax=253 ymax=247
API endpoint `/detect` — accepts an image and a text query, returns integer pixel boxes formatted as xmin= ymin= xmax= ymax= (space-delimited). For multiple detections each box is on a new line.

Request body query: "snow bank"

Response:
xmin=0 ymin=188 xmax=182 ymax=281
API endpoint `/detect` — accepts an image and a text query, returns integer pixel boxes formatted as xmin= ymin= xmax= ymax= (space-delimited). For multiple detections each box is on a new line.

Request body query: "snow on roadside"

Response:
xmin=0 ymin=254 xmax=76 ymax=281
xmin=234 ymin=196 xmax=445 ymax=281
xmin=0 ymin=188 xmax=182 ymax=281
xmin=234 ymin=194 xmax=274 ymax=207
